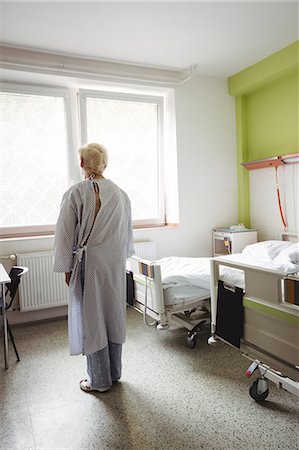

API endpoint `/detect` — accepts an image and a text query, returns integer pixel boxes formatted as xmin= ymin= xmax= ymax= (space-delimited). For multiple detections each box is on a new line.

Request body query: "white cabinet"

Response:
xmin=213 ymin=228 xmax=257 ymax=256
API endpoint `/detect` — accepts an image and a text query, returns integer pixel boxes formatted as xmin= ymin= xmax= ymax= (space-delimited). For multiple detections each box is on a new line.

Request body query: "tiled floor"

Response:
xmin=0 ymin=307 xmax=298 ymax=450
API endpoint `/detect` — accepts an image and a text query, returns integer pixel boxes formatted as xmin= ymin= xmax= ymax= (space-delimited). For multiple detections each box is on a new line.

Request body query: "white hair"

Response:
xmin=79 ymin=143 xmax=108 ymax=174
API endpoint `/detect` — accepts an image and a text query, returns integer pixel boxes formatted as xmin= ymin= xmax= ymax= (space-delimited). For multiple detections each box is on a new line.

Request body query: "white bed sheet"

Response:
xmin=158 ymin=256 xmax=211 ymax=290
xmin=158 ymin=250 xmax=299 ymax=291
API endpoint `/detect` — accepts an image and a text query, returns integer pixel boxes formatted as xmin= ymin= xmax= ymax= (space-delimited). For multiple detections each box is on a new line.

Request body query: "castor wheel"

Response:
xmin=186 ymin=332 xmax=197 ymax=348
xmin=249 ymin=378 xmax=269 ymax=402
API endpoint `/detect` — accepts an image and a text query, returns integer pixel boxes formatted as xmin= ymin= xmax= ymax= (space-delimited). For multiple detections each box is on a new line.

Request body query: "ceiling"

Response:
xmin=0 ymin=2 xmax=298 ymax=78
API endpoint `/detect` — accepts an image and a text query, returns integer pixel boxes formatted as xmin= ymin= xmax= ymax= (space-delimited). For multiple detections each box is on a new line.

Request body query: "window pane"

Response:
xmin=84 ymin=96 xmax=160 ymax=221
xmin=0 ymin=91 xmax=69 ymax=228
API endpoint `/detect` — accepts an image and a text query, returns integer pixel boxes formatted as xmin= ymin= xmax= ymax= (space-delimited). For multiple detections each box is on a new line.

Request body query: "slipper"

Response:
xmin=79 ymin=379 xmax=111 ymax=393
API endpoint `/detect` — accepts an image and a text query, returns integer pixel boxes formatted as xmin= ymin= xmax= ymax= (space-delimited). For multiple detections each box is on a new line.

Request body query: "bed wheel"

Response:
xmin=249 ymin=378 xmax=269 ymax=402
xmin=186 ymin=332 xmax=197 ymax=348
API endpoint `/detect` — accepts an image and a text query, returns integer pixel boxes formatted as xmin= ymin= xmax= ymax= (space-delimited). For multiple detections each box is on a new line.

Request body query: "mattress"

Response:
xmin=163 ymin=284 xmax=209 ymax=306
xmin=133 ymin=272 xmax=209 ymax=307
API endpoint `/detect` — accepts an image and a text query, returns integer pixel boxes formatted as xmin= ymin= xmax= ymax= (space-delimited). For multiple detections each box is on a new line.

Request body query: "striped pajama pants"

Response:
xmin=81 ymin=256 xmax=122 ymax=389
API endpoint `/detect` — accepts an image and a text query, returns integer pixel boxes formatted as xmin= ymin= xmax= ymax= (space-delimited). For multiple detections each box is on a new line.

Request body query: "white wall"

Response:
xmin=135 ymin=75 xmax=238 ymax=257
xmin=250 ymin=164 xmax=299 ymax=240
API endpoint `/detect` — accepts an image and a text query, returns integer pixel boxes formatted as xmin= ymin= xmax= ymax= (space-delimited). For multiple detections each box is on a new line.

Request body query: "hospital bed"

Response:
xmin=208 ymin=239 xmax=299 ymax=402
xmin=128 ymin=256 xmax=211 ymax=348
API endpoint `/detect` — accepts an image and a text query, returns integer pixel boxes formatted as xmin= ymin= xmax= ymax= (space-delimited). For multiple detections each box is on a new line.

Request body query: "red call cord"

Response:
xmin=275 ymin=166 xmax=287 ymax=230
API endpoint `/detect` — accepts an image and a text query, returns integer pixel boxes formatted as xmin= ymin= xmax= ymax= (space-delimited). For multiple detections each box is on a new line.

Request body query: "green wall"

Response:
xmin=228 ymin=41 xmax=299 ymax=227
xmin=247 ymin=71 xmax=298 ymax=159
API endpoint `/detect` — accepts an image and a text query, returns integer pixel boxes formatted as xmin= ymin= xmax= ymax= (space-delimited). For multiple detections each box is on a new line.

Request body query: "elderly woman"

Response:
xmin=54 ymin=143 xmax=134 ymax=393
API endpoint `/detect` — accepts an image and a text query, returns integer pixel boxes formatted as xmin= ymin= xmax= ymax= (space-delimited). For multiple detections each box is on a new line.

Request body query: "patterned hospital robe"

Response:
xmin=53 ymin=178 xmax=135 ymax=356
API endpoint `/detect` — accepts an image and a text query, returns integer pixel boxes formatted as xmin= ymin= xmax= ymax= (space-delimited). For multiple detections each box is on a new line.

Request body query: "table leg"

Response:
xmin=2 ymin=283 xmax=8 ymax=369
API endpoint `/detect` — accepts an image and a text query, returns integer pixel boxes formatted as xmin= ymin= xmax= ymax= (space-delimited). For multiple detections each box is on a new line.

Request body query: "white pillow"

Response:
xmin=273 ymin=242 xmax=299 ymax=264
xmin=242 ymin=240 xmax=293 ymax=261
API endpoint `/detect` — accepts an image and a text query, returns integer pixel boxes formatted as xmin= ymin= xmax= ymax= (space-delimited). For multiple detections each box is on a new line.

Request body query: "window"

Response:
xmin=79 ymin=90 xmax=164 ymax=226
xmin=1 ymin=82 xmax=171 ymax=238
xmin=0 ymin=85 xmax=72 ymax=237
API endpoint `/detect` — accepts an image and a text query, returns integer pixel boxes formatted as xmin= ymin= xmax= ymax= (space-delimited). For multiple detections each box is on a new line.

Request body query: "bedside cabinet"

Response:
xmin=213 ymin=228 xmax=257 ymax=256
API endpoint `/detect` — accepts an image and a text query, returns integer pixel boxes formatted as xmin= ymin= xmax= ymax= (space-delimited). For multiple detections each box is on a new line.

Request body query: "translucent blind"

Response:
xmin=0 ymin=91 xmax=69 ymax=228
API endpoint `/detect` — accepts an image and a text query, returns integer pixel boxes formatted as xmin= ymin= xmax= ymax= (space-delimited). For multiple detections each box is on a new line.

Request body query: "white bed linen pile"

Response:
xmin=157 ymin=256 xmax=211 ymax=290
xmin=157 ymin=240 xmax=299 ymax=291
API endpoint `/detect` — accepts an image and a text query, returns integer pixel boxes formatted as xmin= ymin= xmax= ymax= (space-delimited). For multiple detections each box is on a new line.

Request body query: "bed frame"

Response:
xmin=209 ymin=256 xmax=299 ymax=401
xmin=129 ymin=256 xmax=210 ymax=348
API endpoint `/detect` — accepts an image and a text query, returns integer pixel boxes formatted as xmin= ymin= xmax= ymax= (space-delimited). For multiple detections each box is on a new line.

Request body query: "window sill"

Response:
xmin=0 ymin=223 xmax=179 ymax=242
xmin=0 ymin=234 xmax=55 ymax=242
xmin=134 ymin=223 xmax=179 ymax=231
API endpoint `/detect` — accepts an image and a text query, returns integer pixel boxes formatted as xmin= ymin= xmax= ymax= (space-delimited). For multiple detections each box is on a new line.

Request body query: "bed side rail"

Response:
xmin=128 ymin=256 xmax=164 ymax=314
xmin=210 ymin=256 xmax=299 ymax=328
xmin=211 ymin=256 xmax=298 ymax=306
xmin=210 ymin=257 xmax=299 ymax=377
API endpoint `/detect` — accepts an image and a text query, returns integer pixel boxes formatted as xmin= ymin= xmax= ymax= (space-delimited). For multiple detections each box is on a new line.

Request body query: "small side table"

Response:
xmin=213 ymin=228 xmax=257 ymax=256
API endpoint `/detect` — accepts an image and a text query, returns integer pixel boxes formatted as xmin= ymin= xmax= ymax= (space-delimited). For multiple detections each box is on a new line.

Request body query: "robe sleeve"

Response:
xmin=53 ymin=189 xmax=78 ymax=272
xmin=126 ymin=199 xmax=135 ymax=258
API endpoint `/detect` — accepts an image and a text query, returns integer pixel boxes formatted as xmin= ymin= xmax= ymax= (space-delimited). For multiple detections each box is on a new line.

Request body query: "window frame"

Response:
xmin=79 ymin=89 xmax=166 ymax=227
xmin=0 ymin=82 xmax=76 ymax=238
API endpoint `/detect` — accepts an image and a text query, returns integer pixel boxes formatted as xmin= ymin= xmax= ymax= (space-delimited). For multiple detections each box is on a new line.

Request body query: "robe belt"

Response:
xmin=73 ymin=245 xmax=87 ymax=263
xmin=70 ymin=246 xmax=87 ymax=291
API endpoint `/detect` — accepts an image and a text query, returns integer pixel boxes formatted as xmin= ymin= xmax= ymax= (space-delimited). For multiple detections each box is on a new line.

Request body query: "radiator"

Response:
xmin=17 ymin=242 xmax=156 ymax=312
xmin=134 ymin=241 xmax=156 ymax=260
xmin=17 ymin=251 xmax=68 ymax=312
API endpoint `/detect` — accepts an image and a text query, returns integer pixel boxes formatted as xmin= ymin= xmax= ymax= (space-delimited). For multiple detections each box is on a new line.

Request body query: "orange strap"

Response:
xmin=275 ymin=167 xmax=287 ymax=229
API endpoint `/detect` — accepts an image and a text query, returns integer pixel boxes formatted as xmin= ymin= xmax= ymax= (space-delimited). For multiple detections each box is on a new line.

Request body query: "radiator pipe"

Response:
xmin=0 ymin=254 xmax=17 ymax=260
